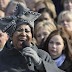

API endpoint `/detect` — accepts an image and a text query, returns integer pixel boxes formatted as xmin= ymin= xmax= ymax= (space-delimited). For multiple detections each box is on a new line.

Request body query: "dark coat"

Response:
xmin=0 ymin=41 xmax=64 ymax=72
xmin=59 ymin=57 xmax=72 ymax=72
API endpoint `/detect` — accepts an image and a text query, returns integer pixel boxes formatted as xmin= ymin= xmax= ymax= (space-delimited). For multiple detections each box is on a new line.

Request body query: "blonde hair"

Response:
xmin=44 ymin=1 xmax=56 ymax=18
xmin=35 ymin=0 xmax=56 ymax=19
xmin=34 ymin=20 xmax=57 ymax=37
xmin=57 ymin=11 xmax=72 ymax=24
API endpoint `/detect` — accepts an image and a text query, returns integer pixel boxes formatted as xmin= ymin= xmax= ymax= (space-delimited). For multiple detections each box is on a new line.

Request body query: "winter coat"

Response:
xmin=59 ymin=57 xmax=72 ymax=72
xmin=0 ymin=41 xmax=65 ymax=72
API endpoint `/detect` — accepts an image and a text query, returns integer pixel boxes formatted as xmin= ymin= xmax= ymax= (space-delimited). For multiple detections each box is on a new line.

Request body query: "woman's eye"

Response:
xmin=25 ymin=30 xmax=30 ymax=33
xmin=36 ymin=33 xmax=41 ymax=38
xmin=25 ymin=29 xmax=31 ymax=33
xmin=65 ymin=20 xmax=70 ymax=22
xmin=43 ymin=32 xmax=48 ymax=36
xmin=16 ymin=29 xmax=23 ymax=32
xmin=16 ymin=28 xmax=31 ymax=33
xmin=44 ymin=33 xmax=48 ymax=36
xmin=49 ymin=41 xmax=53 ymax=44
xmin=56 ymin=42 xmax=61 ymax=45
xmin=60 ymin=20 xmax=64 ymax=24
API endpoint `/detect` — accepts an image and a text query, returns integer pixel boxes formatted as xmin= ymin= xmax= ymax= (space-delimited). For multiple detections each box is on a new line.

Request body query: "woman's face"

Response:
xmin=0 ymin=0 xmax=10 ymax=10
xmin=5 ymin=5 xmax=16 ymax=16
xmin=12 ymin=24 xmax=32 ymax=50
xmin=64 ymin=0 xmax=72 ymax=11
xmin=25 ymin=0 xmax=40 ymax=11
xmin=60 ymin=14 xmax=72 ymax=31
xmin=48 ymin=35 xmax=64 ymax=59
xmin=25 ymin=0 xmax=36 ymax=11
xmin=36 ymin=27 xmax=50 ymax=46
xmin=38 ymin=12 xmax=53 ymax=22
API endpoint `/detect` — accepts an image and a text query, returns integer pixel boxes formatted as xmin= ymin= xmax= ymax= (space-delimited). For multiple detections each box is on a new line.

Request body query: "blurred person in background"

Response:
xmin=35 ymin=0 xmax=56 ymax=19
xmin=61 ymin=0 xmax=72 ymax=12
xmin=44 ymin=29 xmax=72 ymax=72
xmin=5 ymin=0 xmax=27 ymax=16
xmin=25 ymin=0 xmax=41 ymax=11
xmin=34 ymin=20 xmax=57 ymax=49
xmin=57 ymin=11 xmax=72 ymax=32
xmin=0 ymin=0 xmax=11 ymax=11
xmin=36 ymin=8 xmax=55 ymax=24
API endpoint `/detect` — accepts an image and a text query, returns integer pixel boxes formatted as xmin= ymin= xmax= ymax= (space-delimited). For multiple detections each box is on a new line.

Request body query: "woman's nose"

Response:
xmin=52 ymin=44 xmax=56 ymax=48
xmin=40 ymin=35 xmax=45 ymax=41
xmin=20 ymin=30 xmax=27 ymax=36
xmin=64 ymin=20 xmax=67 ymax=24
xmin=41 ymin=35 xmax=45 ymax=39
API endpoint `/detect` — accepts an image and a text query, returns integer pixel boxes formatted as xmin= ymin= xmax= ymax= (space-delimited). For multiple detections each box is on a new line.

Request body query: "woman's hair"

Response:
xmin=44 ymin=30 xmax=68 ymax=55
xmin=57 ymin=11 xmax=72 ymax=24
xmin=34 ymin=20 xmax=57 ymax=38
xmin=38 ymin=7 xmax=54 ymax=19
xmin=35 ymin=0 xmax=56 ymax=19
xmin=14 ymin=0 xmax=26 ymax=4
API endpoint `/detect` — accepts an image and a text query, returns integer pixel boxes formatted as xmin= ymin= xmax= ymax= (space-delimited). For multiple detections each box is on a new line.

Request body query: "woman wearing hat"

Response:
xmin=0 ymin=3 xmax=64 ymax=72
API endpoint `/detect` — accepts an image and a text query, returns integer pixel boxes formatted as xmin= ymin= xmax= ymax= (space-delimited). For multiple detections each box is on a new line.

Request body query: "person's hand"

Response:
xmin=21 ymin=47 xmax=42 ymax=66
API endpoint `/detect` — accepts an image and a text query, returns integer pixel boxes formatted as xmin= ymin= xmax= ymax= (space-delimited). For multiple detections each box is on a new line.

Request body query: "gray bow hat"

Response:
xmin=0 ymin=3 xmax=41 ymax=37
xmin=0 ymin=17 xmax=16 ymax=37
xmin=14 ymin=3 xmax=41 ymax=28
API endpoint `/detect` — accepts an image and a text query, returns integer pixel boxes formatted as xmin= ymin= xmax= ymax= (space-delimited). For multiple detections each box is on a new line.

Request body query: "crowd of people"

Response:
xmin=0 ymin=0 xmax=72 ymax=72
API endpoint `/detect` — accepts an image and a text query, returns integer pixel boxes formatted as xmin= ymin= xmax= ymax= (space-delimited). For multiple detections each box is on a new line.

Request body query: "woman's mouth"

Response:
xmin=51 ymin=50 xmax=56 ymax=53
xmin=18 ymin=40 xmax=25 ymax=45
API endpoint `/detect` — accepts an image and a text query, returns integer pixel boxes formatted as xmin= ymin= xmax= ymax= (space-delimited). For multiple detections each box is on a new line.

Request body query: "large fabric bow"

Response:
xmin=0 ymin=3 xmax=41 ymax=37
